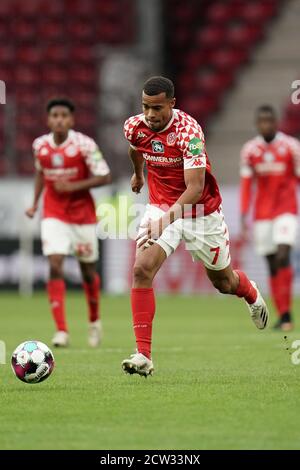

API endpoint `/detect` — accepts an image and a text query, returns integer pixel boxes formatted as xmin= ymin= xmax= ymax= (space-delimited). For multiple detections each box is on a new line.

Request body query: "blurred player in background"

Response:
xmin=25 ymin=98 xmax=111 ymax=347
xmin=240 ymin=105 xmax=300 ymax=331
xmin=121 ymin=76 xmax=269 ymax=377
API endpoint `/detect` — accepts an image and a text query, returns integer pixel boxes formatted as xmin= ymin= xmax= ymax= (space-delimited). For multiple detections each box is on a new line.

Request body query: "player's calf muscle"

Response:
xmin=206 ymin=267 xmax=239 ymax=295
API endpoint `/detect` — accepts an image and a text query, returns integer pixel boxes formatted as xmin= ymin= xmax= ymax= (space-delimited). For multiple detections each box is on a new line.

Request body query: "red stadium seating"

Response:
xmin=165 ymin=0 xmax=280 ymax=129
xmin=0 ymin=0 xmax=136 ymax=174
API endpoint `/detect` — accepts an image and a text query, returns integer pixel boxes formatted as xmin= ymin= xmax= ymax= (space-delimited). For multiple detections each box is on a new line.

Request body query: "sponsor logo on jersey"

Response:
xmin=167 ymin=132 xmax=176 ymax=146
xmin=151 ymin=140 xmax=164 ymax=153
xmin=256 ymin=161 xmax=285 ymax=174
xmin=91 ymin=150 xmax=103 ymax=161
xmin=137 ymin=131 xmax=147 ymax=139
xmin=65 ymin=145 xmax=77 ymax=157
xmin=142 ymin=152 xmax=182 ymax=166
xmin=52 ymin=153 xmax=63 ymax=167
xmin=188 ymin=137 xmax=204 ymax=156
xmin=191 ymin=158 xmax=204 ymax=167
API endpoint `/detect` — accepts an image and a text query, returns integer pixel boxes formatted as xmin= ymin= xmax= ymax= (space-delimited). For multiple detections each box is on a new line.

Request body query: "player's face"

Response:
xmin=47 ymin=106 xmax=74 ymax=135
xmin=256 ymin=113 xmax=277 ymax=140
xmin=142 ymin=92 xmax=175 ymax=132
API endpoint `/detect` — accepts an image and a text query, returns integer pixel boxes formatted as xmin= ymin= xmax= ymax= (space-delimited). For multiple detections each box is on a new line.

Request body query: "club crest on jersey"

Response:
xmin=65 ymin=145 xmax=77 ymax=157
xmin=52 ymin=153 xmax=63 ymax=167
xmin=151 ymin=140 xmax=164 ymax=153
xmin=167 ymin=132 xmax=176 ymax=146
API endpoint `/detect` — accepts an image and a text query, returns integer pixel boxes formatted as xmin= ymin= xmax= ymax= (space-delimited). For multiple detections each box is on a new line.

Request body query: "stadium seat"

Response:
xmin=239 ymin=2 xmax=278 ymax=24
xmin=42 ymin=66 xmax=67 ymax=86
xmin=195 ymin=70 xmax=235 ymax=96
xmin=67 ymin=19 xmax=95 ymax=43
xmin=16 ymin=46 xmax=42 ymax=65
xmin=44 ymin=45 xmax=69 ymax=64
xmin=0 ymin=45 xmax=15 ymax=64
xmin=69 ymin=45 xmax=96 ymax=63
xmin=206 ymin=2 xmax=234 ymax=24
xmin=11 ymin=19 xmax=37 ymax=41
xmin=37 ymin=20 xmax=64 ymax=41
xmin=15 ymin=66 xmax=40 ymax=86
xmin=225 ymin=24 xmax=264 ymax=49
xmin=209 ymin=48 xmax=248 ymax=71
xmin=195 ymin=26 xmax=226 ymax=49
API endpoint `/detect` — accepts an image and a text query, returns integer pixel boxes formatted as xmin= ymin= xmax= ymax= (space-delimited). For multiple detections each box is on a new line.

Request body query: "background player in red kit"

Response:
xmin=240 ymin=105 xmax=300 ymax=331
xmin=121 ymin=76 xmax=269 ymax=377
xmin=25 ymin=98 xmax=111 ymax=347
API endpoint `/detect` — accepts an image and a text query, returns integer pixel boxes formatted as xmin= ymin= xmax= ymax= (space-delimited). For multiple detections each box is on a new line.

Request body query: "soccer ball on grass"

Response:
xmin=11 ymin=341 xmax=55 ymax=384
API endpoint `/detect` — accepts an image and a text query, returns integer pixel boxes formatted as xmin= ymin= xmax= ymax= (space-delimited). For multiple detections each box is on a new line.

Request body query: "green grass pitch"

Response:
xmin=0 ymin=291 xmax=300 ymax=450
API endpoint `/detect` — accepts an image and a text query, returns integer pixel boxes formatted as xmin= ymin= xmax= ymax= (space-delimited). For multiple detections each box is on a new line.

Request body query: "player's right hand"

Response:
xmin=131 ymin=173 xmax=144 ymax=194
xmin=25 ymin=206 xmax=37 ymax=218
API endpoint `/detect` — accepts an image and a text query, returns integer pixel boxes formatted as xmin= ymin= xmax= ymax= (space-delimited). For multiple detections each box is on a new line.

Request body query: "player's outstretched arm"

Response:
xmin=129 ymin=146 xmax=145 ymax=194
xmin=25 ymin=169 xmax=44 ymax=218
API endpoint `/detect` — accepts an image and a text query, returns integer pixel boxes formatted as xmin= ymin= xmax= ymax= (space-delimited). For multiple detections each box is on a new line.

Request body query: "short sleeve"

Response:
xmin=32 ymin=138 xmax=42 ymax=172
xmin=123 ymin=117 xmax=138 ymax=149
xmin=240 ymin=143 xmax=254 ymax=177
xmin=84 ymin=138 xmax=110 ymax=176
xmin=179 ymin=122 xmax=206 ymax=170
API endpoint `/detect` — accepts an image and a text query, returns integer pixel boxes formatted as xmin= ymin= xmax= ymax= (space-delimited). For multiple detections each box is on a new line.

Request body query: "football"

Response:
xmin=11 ymin=341 xmax=55 ymax=384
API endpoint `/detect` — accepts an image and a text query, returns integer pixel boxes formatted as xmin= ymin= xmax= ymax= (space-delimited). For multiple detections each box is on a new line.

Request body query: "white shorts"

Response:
xmin=254 ymin=213 xmax=298 ymax=256
xmin=41 ymin=218 xmax=99 ymax=263
xmin=138 ymin=204 xmax=231 ymax=271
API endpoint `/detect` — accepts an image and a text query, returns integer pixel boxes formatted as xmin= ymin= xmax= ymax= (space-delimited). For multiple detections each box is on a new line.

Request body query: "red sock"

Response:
xmin=276 ymin=266 xmax=293 ymax=315
xmin=83 ymin=273 xmax=100 ymax=323
xmin=234 ymin=270 xmax=257 ymax=304
xmin=131 ymin=288 xmax=156 ymax=359
xmin=47 ymin=279 xmax=67 ymax=332
xmin=270 ymin=274 xmax=282 ymax=317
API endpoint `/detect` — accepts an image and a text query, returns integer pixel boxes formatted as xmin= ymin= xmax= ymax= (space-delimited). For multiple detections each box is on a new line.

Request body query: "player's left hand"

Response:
xmin=54 ymin=181 xmax=76 ymax=193
xmin=136 ymin=218 xmax=164 ymax=248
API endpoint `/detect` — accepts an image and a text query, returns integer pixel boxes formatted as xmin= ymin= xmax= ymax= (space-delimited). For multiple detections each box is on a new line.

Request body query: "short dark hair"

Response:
xmin=143 ymin=76 xmax=175 ymax=99
xmin=256 ymin=104 xmax=276 ymax=118
xmin=46 ymin=98 xmax=75 ymax=113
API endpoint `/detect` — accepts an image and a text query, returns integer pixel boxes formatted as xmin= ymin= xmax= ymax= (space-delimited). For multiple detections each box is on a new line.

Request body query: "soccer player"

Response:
xmin=25 ymin=98 xmax=111 ymax=347
xmin=121 ymin=76 xmax=269 ymax=377
xmin=240 ymin=105 xmax=300 ymax=331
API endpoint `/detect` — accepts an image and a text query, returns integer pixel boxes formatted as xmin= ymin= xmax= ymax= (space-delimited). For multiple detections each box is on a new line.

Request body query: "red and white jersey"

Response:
xmin=124 ymin=109 xmax=221 ymax=216
xmin=240 ymin=132 xmax=300 ymax=220
xmin=33 ymin=130 xmax=110 ymax=224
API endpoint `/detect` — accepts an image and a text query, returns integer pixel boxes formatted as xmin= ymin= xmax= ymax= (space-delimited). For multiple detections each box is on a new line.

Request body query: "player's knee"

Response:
xmin=133 ymin=262 xmax=155 ymax=284
xmin=276 ymin=252 xmax=290 ymax=269
xmin=49 ymin=259 xmax=63 ymax=279
xmin=212 ymin=277 xmax=232 ymax=294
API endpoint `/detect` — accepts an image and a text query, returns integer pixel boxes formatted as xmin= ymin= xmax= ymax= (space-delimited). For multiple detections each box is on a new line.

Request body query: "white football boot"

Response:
xmin=88 ymin=319 xmax=102 ymax=347
xmin=52 ymin=330 xmax=69 ymax=347
xmin=246 ymin=281 xmax=269 ymax=329
xmin=122 ymin=352 xmax=154 ymax=377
